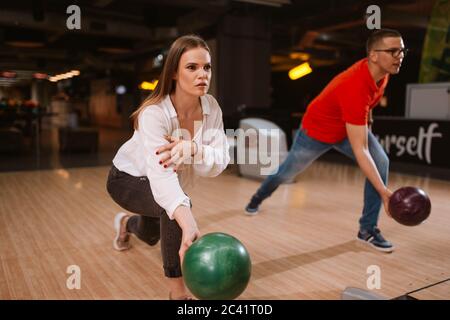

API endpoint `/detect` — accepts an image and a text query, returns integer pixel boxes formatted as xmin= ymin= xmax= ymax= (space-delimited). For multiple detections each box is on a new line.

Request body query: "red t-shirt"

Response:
xmin=301 ymin=58 xmax=389 ymax=143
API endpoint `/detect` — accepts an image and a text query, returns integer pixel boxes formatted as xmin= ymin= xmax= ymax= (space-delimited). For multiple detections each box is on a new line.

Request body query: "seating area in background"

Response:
xmin=58 ymin=127 xmax=99 ymax=153
xmin=0 ymin=98 xmax=99 ymax=155
xmin=0 ymin=126 xmax=24 ymax=153
xmin=0 ymin=99 xmax=38 ymax=154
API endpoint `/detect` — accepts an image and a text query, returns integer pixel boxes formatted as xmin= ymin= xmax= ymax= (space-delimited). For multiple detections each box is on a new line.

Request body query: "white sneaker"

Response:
xmin=113 ymin=212 xmax=131 ymax=251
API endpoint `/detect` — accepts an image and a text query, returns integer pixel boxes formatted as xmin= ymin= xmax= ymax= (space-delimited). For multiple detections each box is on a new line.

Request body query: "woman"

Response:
xmin=106 ymin=34 xmax=230 ymax=300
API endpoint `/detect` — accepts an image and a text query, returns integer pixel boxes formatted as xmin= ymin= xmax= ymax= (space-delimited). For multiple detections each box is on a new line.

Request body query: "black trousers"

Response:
xmin=106 ymin=165 xmax=185 ymax=278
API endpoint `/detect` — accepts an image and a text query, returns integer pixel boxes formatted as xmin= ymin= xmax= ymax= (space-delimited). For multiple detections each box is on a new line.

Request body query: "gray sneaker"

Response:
xmin=245 ymin=196 xmax=261 ymax=216
xmin=357 ymin=227 xmax=394 ymax=253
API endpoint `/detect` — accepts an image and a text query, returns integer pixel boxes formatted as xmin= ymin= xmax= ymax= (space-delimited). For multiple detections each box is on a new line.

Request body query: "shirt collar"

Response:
xmin=362 ymin=58 xmax=389 ymax=92
xmin=164 ymin=94 xmax=210 ymax=118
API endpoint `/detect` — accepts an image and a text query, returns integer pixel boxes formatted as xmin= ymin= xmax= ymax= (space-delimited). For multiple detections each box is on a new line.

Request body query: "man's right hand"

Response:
xmin=381 ymin=188 xmax=393 ymax=218
xmin=346 ymin=123 xmax=392 ymax=219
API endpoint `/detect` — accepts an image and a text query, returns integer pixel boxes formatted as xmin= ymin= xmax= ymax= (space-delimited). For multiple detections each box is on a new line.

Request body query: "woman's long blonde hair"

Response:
xmin=130 ymin=34 xmax=210 ymax=129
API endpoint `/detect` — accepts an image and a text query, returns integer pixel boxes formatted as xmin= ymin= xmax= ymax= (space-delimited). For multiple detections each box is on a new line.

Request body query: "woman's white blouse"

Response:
xmin=113 ymin=94 xmax=230 ymax=219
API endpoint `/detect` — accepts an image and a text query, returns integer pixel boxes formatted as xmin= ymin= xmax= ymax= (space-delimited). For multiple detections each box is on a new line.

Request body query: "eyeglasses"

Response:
xmin=374 ymin=48 xmax=408 ymax=58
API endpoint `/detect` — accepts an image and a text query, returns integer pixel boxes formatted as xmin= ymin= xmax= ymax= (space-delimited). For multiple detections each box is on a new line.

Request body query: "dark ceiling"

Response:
xmin=0 ymin=0 xmax=436 ymax=77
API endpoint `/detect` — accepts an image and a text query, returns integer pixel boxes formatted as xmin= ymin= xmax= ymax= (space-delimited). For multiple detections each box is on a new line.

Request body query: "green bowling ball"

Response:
xmin=182 ymin=232 xmax=252 ymax=300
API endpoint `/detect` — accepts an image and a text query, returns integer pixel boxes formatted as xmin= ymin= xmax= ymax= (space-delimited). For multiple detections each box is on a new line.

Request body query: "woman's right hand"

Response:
xmin=179 ymin=224 xmax=200 ymax=265
xmin=173 ymin=205 xmax=200 ymax=264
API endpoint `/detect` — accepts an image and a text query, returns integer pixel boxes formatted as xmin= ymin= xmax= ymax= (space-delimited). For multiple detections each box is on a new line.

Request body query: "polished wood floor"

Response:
xmin=1 ymin=161 xmax=449 ymax=300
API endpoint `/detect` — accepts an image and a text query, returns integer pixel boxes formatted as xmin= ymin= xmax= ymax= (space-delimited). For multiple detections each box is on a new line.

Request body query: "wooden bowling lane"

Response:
xmin=1 ymin=161 xmax=450 ymax=299
xmin=408 ymin=278 xmax=450 ymax=300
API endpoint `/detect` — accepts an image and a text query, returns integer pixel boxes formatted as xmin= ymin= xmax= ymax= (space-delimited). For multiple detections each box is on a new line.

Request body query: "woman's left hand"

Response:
xmin=156 ymin=135 xmax=196 ymax=171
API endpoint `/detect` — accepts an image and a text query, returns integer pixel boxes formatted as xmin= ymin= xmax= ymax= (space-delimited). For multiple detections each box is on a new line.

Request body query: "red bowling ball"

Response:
xmin=389 ymin=187 xmax=431 ymax=226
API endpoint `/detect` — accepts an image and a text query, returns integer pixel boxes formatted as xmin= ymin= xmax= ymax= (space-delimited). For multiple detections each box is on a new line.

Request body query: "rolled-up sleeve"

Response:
xmin=139 ymin=107 xmax=191 ymax=219
xmin=193 ymin=104 xmax=230 ymax=177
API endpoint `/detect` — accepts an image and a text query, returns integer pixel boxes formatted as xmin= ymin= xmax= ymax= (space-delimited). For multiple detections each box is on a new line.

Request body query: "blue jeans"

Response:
xmin=253 ymin=128 xmax=389 ymax=231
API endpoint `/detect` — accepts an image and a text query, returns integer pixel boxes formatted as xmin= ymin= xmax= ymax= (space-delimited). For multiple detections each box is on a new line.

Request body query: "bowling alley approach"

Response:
xmin=1 ymin=0 xmax=450 ymax=302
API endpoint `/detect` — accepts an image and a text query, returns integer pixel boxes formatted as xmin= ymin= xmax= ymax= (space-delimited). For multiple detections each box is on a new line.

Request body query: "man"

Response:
xmin=245 ymin=29 xmax=407 ymax=253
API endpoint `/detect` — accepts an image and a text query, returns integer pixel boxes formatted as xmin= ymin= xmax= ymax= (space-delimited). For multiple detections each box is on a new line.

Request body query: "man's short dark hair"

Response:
xmin=366 ymin=29 xmax=402 ymax=54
